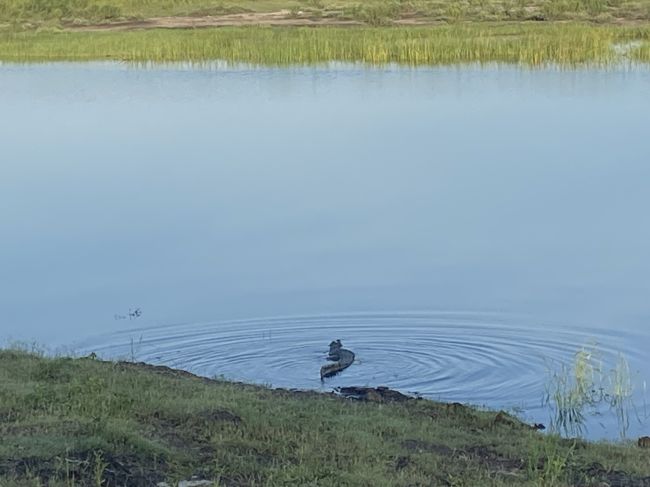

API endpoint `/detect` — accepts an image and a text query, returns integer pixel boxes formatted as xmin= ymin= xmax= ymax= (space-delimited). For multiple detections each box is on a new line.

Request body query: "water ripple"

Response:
xmin=78 ymin=311 xmax=644 ymax=416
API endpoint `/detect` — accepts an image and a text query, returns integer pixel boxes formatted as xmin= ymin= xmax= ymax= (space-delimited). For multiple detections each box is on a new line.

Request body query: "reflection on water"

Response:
xmin=1 ymin=63 xmax=649 ymax=439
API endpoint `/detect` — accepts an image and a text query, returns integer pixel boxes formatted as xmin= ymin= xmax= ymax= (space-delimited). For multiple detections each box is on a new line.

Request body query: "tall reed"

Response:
xmin=544 ymin=345 xmax=637 ymax=439
xmin=1 ymin=24 xmax=649 ymax=65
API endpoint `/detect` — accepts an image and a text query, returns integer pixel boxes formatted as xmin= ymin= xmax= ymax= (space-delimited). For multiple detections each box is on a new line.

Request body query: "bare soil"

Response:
xmin=62 ymin=9 xmax=650 ymax=31
xmin=68 ymin=10 xmax=365 ymax=31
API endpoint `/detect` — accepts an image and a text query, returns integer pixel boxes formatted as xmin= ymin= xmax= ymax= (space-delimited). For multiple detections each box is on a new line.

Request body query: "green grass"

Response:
xmin=1 ymin=349 xmax=650 ymax=486
xmin=0 ymin=23 xmax=650 ymax=65
xmin=1 ymin=0 xmax=650 ymax=65
xmin=2 ymin=0 xmax=650 ymax=27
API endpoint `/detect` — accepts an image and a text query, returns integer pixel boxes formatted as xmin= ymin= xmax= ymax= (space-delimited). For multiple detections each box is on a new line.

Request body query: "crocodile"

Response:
xmin=320 ymin=339 xmax=355 ymax=380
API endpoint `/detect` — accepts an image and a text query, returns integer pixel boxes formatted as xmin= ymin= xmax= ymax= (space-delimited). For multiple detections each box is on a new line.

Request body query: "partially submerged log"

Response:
xmin=320 ymin=340 xmax=355 ymax=380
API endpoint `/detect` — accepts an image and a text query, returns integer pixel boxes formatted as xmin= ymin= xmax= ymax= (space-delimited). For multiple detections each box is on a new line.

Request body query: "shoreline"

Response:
xmin=2 ymin=349 xmax=650 ymax=486
xmin=1 ymin=23 xmax=650 ymax=65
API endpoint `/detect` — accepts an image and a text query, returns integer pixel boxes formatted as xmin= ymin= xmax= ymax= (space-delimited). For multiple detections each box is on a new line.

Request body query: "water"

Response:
xmin=1 ymin=62 xmax=649 ymax=439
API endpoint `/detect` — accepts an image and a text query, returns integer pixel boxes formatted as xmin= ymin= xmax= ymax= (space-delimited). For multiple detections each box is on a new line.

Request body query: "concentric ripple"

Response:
xmin=77 ymin=311 xmax=647 ymax=429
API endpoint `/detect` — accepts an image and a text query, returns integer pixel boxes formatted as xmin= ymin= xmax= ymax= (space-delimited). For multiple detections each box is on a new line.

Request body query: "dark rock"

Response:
xmin=336 ymin=386 xmax=412 ymax=402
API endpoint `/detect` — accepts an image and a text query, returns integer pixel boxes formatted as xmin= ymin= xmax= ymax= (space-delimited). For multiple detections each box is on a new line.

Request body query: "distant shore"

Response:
xmin=1 ymin=0 xmax=650 ymax=65
xmin=5 ymin=0 xmax=650 ymax=30
xmin=1 ymin=348 xmax=650 ymax=486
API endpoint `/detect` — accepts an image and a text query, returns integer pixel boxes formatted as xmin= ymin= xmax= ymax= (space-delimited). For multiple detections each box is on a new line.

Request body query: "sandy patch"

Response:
xmin=69 ymin=10 xmax=364 ymax=31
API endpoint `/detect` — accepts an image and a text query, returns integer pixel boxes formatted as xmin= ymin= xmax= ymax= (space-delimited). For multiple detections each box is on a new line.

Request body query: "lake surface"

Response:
xmin=1 ymin=62 xmax=649 ymax=439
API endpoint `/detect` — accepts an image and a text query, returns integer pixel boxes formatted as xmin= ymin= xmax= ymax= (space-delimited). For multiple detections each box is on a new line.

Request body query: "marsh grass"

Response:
xmin=544 ymin=345 xmax=638 ymax=439
xmin=2 ymin=348 xmax=650 ymax=486
xmin=1 ymin=24 xmax=650 ymax=65
xmin=632 ymin=39 xmax=650 ymax=59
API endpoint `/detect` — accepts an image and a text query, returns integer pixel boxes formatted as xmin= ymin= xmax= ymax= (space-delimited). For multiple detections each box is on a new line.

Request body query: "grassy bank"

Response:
xmin=1 ymin=23 xmax=650 ymax=65
xmin=2 ymin=0 xmax=650 ymax=28
xmin=1 ymin=349 xmax=649 ymax=486
xmin=2 ymin=0 xmax=650 ymax=65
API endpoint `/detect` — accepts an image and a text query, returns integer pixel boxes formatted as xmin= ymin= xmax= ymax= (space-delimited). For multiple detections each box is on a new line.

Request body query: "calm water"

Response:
xmin=1 ymin=62 xmax=649 ymax=439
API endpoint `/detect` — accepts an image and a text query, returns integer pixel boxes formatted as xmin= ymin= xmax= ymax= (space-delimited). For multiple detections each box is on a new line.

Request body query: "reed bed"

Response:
xmin=632 ymin=40 xmax=650 ymax=60
xmin=544 ymin=345 xmax=637 ymax=439
xmin=1 ymin=24 xmax=650 ymax=65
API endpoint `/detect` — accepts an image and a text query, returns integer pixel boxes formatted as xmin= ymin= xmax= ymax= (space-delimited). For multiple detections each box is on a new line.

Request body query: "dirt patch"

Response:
xmin=402 ymin=440 xmax=524 ymax=473
xmin=401 ymin=441 xmax=650 ymax=485
xmin=67 ymin=11 xmax=363 ymax=31
xmin=142 ymin=407 xmax=242 ymax=454
xmin=100 ymin=452 xmax=165 ymax=487
xmin=465 ymin=445 xmax=524 ymax=472
xmin=2 ymin=451 xmax=166 ymax=487
xmin=402 ymin=439 xmax=455 ymax=456
xmin=61 ymin=9 xmax=650 ymax=32
xmin=573 ymin=462 xmax=650 ymax=487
